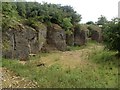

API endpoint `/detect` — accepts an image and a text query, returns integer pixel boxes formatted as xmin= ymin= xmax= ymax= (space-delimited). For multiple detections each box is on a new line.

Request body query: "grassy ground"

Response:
xmin=2 ymin=41 xmax=119 ymax=88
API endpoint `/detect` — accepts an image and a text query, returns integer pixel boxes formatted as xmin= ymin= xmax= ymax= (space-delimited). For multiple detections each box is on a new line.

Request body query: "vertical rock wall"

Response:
xmin=2 ymin=23 xmax=47 ymax=60
xmin=47 ymin=24 xmax=67 ymax=51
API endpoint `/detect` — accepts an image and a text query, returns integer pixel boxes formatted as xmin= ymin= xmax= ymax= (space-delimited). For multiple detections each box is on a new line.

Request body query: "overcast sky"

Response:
xmin=28 ymin=0 xmax=119 ymax=23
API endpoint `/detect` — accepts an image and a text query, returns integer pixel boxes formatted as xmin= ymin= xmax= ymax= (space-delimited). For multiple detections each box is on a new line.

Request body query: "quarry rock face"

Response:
xmin=24 ymin=26 xmax=39 ymax=55
xmin=2 ymin=25 xmax=29 ymax=60
xmin=47 ymin=24 xmax=67 ymax=51
xmin=91 ymin=30 xmax=102 ymax=42
xmin=66 ymin=29 xmax=74 ymax=46
xmin=38 ymin=26 xmax=47 ymax=51
xmin=2 ymin=22 xmax=102 ymax=60
xmin=88 ymin=25 xmax=102 ymax=42
xmin=25 ymin=25 xmax=47 ymax=54
xmin=74 ymin=25 xmax=87 ymax=46
xmin=2 ymin=23 xmax=47 ymax=60
xmin=79 ymin=30 xmax=87 ymax=45
xmin=66 ymin=33 xmax=74 ymax=46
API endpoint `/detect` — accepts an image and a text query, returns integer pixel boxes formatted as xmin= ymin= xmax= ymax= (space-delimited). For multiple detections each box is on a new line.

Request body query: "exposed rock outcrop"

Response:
xmin=66 ymin=33 xmax=74 ymax=46
xmin=2 ymin=23 xmax=47 ymax=60
xmin=88 ymin=25 xmax=102 ymax=42
xmin=2 ymin=22 xmax=102 ymax=60
xmin=74 ymin=24 xmax=88 ymax=46
xmin=2 ymin=24 xmax=29 ymax=60
xmin=46 ymin=24 xmax=67 ymax=51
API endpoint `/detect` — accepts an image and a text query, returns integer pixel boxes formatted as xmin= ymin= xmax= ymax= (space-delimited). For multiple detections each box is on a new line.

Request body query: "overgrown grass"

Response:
xmin=90 ymin=49 xmax=119 ymax=68
xmin=89 ymin=47 xmax=119 ymax=88
xmin=2 ymin=56 xmax=118 ymax=88
xmin=2 ymin=41 xmax=119 ymax=88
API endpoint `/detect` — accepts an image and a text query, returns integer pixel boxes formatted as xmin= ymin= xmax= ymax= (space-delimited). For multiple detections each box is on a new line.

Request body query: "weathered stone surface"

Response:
xmin=66 ymin=34 xmax=74 ymax=46
xmin=38 ymin=25 xmax=47 ymax=51
xmin=2 ymin=32 xmax=13 ymax=59
xmin=91 ymin=30 xmax=102 ymax=42
xmin=25 ymin=25 xmax=47 ymax=54
xmin=2 ymin=23 xmax=47 ymax=60
xmin=66 ymin=29 xmax=74 ymax=46
xmin=25 ymin=26 xmax=38 ymax=54
xmin=88 ymin=25 xmax=102 ymax=42
xmin=47 ymin=24 xmax=67 ymax=51
xmin=74 ymin=24 xmax=87 ymax=46
xmin=2 ymin=25 xmax=29 ymax=60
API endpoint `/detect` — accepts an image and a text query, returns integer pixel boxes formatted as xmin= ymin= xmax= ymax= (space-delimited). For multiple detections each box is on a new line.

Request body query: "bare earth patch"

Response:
xmin=1 ymin=67 xmax=38 ymax=88
xmin=40 ymin=44 xmax=103 ymax=69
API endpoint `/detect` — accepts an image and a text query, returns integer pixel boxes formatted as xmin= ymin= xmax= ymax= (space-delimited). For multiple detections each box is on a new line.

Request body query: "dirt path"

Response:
xmin=40 ymin=43 xmax=103 ymax=69
xmin=1 ymin=67 xmax=38 ymax=88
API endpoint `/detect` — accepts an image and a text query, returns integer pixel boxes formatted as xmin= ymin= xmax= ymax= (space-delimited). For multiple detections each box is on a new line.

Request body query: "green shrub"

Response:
xmin=103 ymin=19 xmax=120 ymax=55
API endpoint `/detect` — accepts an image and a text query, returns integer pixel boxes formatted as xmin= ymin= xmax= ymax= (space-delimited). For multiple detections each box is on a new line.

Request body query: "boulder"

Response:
xmin=2 ymin=25 xmax=29 ymax=60
xmin=66 ymin=33 xmax=74 ymax=46
xmin=25 ymin=24 xmax=47 ymax=54
xmin=74 ymin=24 xmax=88 ymax=46
xmin=2 ymin=23 xmax=47 ymax=60
xmin=47 ymin=24 xmax=67 ymax=51
xmin=66 ymin=29 xmax=74 ymax=46
xmin=38 ymin=24 xmax=47 ymax=51
xmin=88 ymin=25 xmax=102 ymax=42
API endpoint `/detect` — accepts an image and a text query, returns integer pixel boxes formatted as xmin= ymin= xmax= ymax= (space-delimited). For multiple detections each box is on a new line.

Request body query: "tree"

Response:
xmin=2 ymin=2 xmax=14 ymax=16
xmin=2 ymin=2 xmax=19 ymax=32
xmin=61 ymin=5 xmax=82 ymax=24
xmin=16 ymin=2 xmax=26 ymax=17
xmin=86 ymin=21 xmax=94 ymax=25
xmin=62 ymin=18 xmax=73 ymax=30
xmin=62 ymin=18 xmax=73 ymax=35
xmin=103 ymin=19 xmax=120 ymax=55
xmin=97 ymin=15 xmax=108 ymax=25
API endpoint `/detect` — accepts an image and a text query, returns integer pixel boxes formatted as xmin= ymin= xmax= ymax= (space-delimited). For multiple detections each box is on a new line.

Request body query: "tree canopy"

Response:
xmin=2 ymin=2 xmax=82 ymax=32
xmin=97 ymin=15 xmax=108 ymax=25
